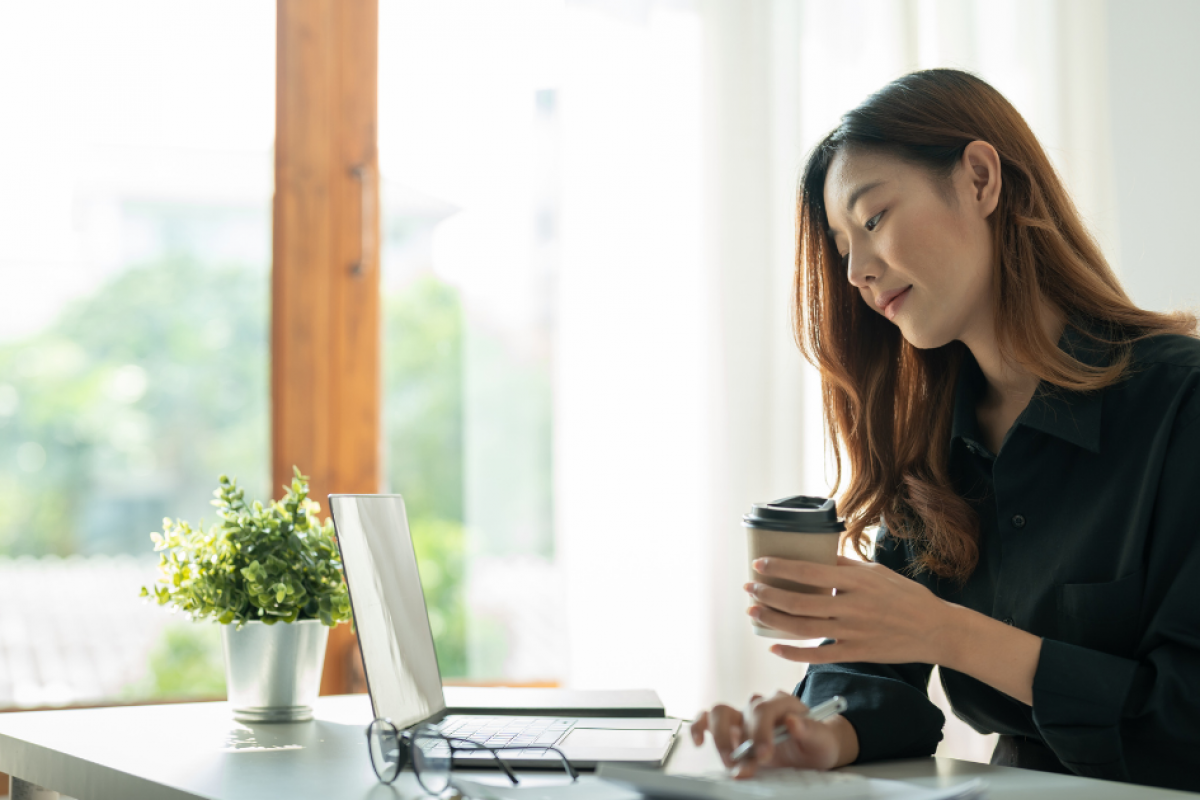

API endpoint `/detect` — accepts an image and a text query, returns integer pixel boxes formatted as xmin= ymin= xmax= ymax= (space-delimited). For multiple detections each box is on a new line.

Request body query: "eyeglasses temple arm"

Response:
xmin=492 ymin=750 xmax=520 ymax=785
xmin=551 ymin=748 xmax=579 ymax=781
xmin=447 ymin=737 xmax=521 ymax=787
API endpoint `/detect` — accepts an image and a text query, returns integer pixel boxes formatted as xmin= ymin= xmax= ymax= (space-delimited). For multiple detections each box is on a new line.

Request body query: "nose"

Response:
xmin=846 ymin=250 xmax=880 ymax=289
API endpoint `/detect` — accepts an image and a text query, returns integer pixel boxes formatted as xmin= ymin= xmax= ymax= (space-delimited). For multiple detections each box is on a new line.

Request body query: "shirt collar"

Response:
xmin=950 ymin=323 xmax=1107 ymax=455
xmin=951 ymin=350 xmax=989 ymax=451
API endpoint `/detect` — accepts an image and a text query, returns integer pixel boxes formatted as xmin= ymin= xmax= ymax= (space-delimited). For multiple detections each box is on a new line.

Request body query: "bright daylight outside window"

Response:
xmin=0 ymin=0 xmax=701 ymax=705
xmin=0 ymin=1 xmax=274 ymax=707
xmin=378 ymin=0 xmax=701 ymax=685
xmin=379 ymin=0 xmax=563 ymax=683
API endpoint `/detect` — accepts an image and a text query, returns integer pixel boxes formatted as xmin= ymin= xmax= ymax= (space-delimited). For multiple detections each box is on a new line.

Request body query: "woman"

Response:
xmin=690 ymin=68 xmax=1200 ymax=792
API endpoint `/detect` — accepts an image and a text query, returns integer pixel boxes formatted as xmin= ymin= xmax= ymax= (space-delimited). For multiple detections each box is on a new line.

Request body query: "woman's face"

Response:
xmin=823 ymin=145 xmax=999 ymax=350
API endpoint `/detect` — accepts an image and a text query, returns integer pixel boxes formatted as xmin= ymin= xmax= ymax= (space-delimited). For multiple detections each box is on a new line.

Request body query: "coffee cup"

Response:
xmin=743 ymin=495 xmax=845 ymax=639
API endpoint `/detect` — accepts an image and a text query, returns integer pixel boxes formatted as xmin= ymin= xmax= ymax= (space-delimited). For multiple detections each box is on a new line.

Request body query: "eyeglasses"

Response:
xmin=367 ymin=719 xmax=580 ymax=794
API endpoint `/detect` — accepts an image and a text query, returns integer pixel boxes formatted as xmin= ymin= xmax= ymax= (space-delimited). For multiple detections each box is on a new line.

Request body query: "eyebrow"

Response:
xmin=825 ymin=180 xmax=888 ymax=242
xmin=845 ymin=180 xmax=886 ymax=215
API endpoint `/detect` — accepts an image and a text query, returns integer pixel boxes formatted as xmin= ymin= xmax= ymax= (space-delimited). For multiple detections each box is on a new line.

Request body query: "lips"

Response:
xmin=876 ymin=286 xmax=912 ymax=321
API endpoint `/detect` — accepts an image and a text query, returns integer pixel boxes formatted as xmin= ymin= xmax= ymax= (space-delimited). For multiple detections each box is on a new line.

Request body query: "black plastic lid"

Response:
xmin=742 ymin=495 xmax=845 ymax=534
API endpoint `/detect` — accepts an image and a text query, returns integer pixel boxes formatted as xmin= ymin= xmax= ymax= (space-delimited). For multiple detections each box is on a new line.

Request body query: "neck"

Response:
xmin=961 ymin=303 xmax=1065 ymax=405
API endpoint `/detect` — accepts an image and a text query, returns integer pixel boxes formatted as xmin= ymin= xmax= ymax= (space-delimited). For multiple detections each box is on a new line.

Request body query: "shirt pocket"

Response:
xmin=1055 ymin=570 xmax=1144 ymax=657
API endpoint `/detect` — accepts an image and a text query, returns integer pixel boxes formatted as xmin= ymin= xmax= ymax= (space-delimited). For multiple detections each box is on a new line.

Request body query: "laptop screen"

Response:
xmin=329 ymin=494 xmax=446 ymax=730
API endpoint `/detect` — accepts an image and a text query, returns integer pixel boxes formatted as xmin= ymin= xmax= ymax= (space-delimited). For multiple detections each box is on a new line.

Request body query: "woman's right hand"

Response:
xmin=689 ymin=691 xmax=857 ymax=778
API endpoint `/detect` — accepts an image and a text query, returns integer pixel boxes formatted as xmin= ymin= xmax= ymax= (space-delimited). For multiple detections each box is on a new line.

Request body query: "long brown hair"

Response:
xmin=796 ymin=69 xmax=1195 ymax=582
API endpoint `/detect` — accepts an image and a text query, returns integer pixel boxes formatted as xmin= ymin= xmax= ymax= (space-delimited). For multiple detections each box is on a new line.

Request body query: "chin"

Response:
xmin=896 ymin=320 xmax=954 ymax=351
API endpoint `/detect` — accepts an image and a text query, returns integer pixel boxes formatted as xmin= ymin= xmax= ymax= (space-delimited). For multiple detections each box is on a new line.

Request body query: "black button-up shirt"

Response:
xmin=796 ymin=327 xmax=1200 ymax=792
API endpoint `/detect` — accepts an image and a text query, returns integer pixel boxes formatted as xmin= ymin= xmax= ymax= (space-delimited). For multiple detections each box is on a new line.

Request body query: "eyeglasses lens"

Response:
xmin=368 ymin=719 xmax=402 ymax=783
xmin=413 ymin=729 xmax=453 ymax=795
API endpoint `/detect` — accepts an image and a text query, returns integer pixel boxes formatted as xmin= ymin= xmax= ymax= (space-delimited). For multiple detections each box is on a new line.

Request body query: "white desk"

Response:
xmin=0 ymin=695 xmax=1194 ymax=800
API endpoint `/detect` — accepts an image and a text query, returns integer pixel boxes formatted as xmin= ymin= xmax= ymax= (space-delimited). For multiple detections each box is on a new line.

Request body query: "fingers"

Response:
xmin=706 ymin=692 xmax=848 ymax=777
xmin=744 ymin=582 xmax=837 ymax=617
xmin=771 ymin=712 xmax=819 ymax=767
xmin=698 ymin=689 xmax=852 ymax=774
xmin=749 ymin=605 xmax=841 ymax=639
xmin=744 ymin=691 xmax=810 ymax=767
xmin=752 ymin=557 xmax=863 ymax=590
xmin=699 ymin=704 xmax=745 ymax=767
xmin=784 ymin=712 xmax=806 ymax=740
xmin=769 ymin=642 xmax=852 ymax=664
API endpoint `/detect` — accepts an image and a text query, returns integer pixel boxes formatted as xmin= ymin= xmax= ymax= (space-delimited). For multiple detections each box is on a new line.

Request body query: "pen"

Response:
xmin=729 ymin=695 xmax=848 ymax=763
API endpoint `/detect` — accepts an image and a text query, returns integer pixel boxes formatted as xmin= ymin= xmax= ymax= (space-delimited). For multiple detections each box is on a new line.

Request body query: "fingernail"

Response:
xmin=753 ymin=558 xmax=767 ymax=572
xmin=747 ymin=606 xmax=761 ymax=620
xmin=743 ymin=582 xmax=755 ymax=593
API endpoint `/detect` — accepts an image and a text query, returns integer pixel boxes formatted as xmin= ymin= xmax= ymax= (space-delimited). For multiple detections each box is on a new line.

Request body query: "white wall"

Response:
xmin=1107 ymin=0 xmax=1200 ymax=314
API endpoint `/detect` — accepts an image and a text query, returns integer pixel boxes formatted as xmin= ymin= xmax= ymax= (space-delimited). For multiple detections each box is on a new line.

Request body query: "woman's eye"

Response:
xmin=865 ymin=211 xmax=884 ymax=232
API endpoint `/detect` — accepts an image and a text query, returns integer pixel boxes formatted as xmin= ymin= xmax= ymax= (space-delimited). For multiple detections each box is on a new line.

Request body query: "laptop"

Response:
xmin=329 ymin=494 xmax=681 ymax=769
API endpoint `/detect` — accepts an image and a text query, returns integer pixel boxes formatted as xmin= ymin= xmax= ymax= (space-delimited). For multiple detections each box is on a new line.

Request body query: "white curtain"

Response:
xmin=554 ymin=0 xmax=1117 ymax=758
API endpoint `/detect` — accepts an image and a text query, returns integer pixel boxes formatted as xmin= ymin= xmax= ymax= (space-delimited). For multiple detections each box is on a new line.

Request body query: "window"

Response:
xmin=0 ymin=0 xmax=275 ymax=707
xmin=379 ymin=0 xmax=561 ymax=682
xmin=378 ymin=0 xmax=703 ymax=685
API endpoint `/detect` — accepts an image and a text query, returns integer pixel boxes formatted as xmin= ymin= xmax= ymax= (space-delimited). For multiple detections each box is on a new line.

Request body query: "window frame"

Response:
xmin=273 ymin=0 xmax=380 ymax=696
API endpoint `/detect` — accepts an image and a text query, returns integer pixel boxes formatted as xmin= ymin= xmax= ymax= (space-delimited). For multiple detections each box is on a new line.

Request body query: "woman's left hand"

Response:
xmin=747 ymin=555 xmax=958 ymax=665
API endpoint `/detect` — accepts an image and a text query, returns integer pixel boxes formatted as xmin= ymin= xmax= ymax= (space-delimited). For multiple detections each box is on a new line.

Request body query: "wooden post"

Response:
xmin=274 ymin=0 xmax=379 ymax=695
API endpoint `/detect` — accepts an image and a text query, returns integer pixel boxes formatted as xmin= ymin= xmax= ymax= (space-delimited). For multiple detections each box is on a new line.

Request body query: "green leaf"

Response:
xmin=140 ymin=471 xmax=352 ymax=628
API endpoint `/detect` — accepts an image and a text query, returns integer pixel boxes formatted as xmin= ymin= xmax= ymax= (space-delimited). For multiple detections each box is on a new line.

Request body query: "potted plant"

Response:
xmin=141 ymin=467 xmax=352 ymax=722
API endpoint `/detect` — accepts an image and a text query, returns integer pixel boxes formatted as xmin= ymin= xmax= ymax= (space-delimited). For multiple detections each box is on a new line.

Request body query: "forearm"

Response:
xmin=798 ymin=661 xmax=944 ymax=765
xmin=936 ymin=602 xmax=1043 ymax=705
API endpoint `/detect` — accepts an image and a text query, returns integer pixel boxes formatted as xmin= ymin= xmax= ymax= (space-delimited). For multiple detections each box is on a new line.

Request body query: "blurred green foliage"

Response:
xmin=1 ymin=254 xmax=471 ymax=695
xmin=384 ymin=276 xmax=468 ymax=678
xmin=120 ymin=620 xmax=227 ymax=700
xmin=0 ymin=257 xmax=270 ymax=557
xmin=411 ymin=517 xmax=467 ymax=676
xmin=385 ymin=276 xmax=464 ymax=524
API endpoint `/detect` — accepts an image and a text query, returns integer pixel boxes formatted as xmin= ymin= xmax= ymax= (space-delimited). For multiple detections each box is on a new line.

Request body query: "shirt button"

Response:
xmin=1011 ymin=514 xmax=1026 ymax=528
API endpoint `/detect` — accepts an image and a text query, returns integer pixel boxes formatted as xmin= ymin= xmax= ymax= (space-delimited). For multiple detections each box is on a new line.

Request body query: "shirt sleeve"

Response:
xmin=793 ymin=528 xmax=945 ymax=763
xmin=1031 ymin=411 xmax=1200 ymax=788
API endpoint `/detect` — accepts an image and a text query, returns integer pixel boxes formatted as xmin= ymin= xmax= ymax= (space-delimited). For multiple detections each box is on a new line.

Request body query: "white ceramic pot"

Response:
xmin=221 ymin=619 xmax=329 ymax=723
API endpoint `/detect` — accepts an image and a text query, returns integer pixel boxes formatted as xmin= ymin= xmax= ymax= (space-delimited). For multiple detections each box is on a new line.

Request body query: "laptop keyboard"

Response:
xmin=435 ymin=716 xmax=575 ymax=757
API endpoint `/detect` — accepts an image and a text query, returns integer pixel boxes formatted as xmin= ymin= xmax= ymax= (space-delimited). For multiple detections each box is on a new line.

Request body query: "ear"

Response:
xmin=960 ymin=140 xmax=1001 ymax=218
